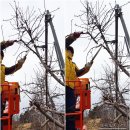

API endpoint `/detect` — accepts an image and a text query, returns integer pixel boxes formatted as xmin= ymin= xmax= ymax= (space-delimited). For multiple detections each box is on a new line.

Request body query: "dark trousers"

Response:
xmin=66 ymin=86 xmax=76 ymax=130
xmin=0 ymin=93 xmax=3 ymax=130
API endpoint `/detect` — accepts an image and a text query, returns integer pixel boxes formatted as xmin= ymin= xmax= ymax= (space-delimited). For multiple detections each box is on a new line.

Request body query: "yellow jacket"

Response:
xmin=0 ymin=64 xmax=5 ymax=92
xmin=1 ymin=64 xmax=5 ymax=84
xmin=0 ymin=60 xmax=25 ymax=92
xmin=65 ymin=50 xmax=90 ymax=89
xmin=65 ymin=50 xmax=78 ymax=89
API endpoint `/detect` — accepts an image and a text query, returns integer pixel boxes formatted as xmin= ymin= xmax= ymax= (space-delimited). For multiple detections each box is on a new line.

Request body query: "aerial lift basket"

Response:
xmin=66 ymin=78 xmax=91 ymax=130
xmin=1 ymin=82 xmax=20 ymax=130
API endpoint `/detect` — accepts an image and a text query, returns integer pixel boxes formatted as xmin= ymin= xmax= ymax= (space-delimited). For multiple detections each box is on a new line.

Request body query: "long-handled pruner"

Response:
xmin=90 ymin=45 xmax=102 ymax=64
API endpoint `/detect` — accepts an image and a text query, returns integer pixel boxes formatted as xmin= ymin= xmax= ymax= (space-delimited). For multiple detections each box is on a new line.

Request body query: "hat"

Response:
xmin=66 ymin=46 xmax=74 ymax=54
xmin=0 ymin=50 xmax=4 ymax=59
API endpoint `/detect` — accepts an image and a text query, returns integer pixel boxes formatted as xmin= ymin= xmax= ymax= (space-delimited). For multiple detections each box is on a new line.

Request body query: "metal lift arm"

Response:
xmin=118 ymin=6 xmax=130 ymax=56
xmin=47 ymin=11 xmax=64 ymax=76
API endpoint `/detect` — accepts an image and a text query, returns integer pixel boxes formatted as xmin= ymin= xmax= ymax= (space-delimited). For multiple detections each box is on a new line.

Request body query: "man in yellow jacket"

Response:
xmin=0 ymin=40 xmax=26 ymax=123
xmin=65 ymin=32 xmax=93 ymax=130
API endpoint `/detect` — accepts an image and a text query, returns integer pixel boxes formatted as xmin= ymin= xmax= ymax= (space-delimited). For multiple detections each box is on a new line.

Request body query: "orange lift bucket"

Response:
xmin=1 ymin=81 xmax=20 ymax=130
xmin=66 ymin=78 xmax=91 ymax=130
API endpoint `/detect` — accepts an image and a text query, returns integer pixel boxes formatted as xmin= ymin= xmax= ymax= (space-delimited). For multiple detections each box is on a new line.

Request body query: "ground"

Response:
xmin=86 ymin=118 xmax=101 ymax=130
xmin=13 ymin=118 xmax=101 ymax=130
xmin=13 ymin=123 xmax=32 ymax=130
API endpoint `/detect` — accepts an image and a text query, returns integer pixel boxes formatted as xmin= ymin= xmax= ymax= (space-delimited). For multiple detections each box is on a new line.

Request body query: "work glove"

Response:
xmin=18 ymin=55 xmax=27 ymax=65
xmin=1 ymin=40 xmax=17 ymax=50
xmin=85 ymin=61 xmax=93 ymax=68
xmin=7 ymin=40 xmax=17 ymax=45
xmin=73 ymin=32 xmax=83 ymax=38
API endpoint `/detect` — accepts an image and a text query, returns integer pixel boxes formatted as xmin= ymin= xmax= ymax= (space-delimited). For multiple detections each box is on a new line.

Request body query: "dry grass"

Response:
xmin=14 ymin=123 xmax=32 ymax=130
xmin=86 ymin=118 xmax=101 ymax=130
xmin=13 ymin=119 xmax=101 ymax=130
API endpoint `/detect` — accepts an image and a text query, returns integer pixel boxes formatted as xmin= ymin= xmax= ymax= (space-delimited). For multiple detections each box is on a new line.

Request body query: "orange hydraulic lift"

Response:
xmin=66 ymin=78 xmax=91 ymax=130
xmin=0 ymin=82 xmax=20 ymax=130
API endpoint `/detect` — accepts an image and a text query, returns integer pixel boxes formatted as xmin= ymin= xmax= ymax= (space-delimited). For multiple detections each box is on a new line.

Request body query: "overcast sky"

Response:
xmin=0 ymin=0 xmax=130 ymax=113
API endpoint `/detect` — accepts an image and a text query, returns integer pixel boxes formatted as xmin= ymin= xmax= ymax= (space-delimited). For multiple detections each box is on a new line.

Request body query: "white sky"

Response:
xmin=0 ymin=0 xmax=130 ymax=113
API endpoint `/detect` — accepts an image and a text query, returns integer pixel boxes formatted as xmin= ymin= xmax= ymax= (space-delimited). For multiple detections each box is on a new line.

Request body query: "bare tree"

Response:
xmin=10 ymin=1 xmax=64 ymax=86
xmin=75 ymin=0 xmax=130 ymax=128
xmin=91 ymin=63 xmax=129 ymax=127
xmin=75 ymin=0 xmax=130 ymax=76
xmin=19 ymin=68 xmax=64 ymax=129
xmin=6 ymin=1 xmax=65 ymax=129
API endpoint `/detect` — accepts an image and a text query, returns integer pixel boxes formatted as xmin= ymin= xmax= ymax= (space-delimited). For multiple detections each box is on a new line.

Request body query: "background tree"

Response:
xmin=7 ymin=1 xmax=65 ymax=129
xmin=75 ymin=0 xmax=130 ymax=128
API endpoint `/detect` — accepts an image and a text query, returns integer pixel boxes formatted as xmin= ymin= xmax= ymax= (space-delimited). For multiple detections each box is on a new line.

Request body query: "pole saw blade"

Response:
xmin=90 ymin=45 xmax=102 ymax=63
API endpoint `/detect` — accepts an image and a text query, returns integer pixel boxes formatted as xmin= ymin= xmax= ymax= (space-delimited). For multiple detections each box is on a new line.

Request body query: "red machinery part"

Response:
xmin=66 ymin=78 xmax=91 ymax=130
xmin=1 ymin=82 xmax=20 ymax=130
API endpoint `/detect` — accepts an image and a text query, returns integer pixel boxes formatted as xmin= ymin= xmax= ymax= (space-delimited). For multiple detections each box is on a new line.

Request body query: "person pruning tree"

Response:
xmin=0 ymin=40 xmax=26 ymax=125
xmin=65 ymin=32 xmax=93 ymax=130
